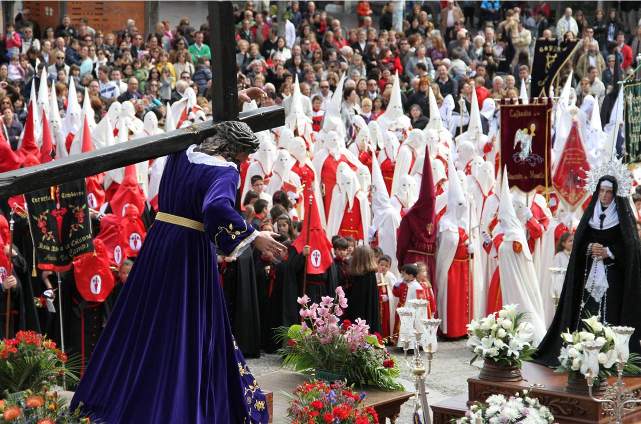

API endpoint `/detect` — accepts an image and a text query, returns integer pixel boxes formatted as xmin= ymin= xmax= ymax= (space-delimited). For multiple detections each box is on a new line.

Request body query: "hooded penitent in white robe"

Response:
xmin=377 ymin=72 xmax=411 ymax=139
xmin=265 ymin=149 xmax=302 ymax=202
xmin=435 ymin=155 xmax=471 ymax=337
xmin=287 ymin=135 xmax=326 ymax=228
xmin=312 ymin=130 xmax=363 ymax=218
xmin=392 ymin=129 xmax=425 ymax=197
xmin=370 ymin=149 xmax=401 ymax=332
xmin=455 ymin=85 xmax=488 ymax=155
xmin=391 ymin=175 xmax=418 ymax=218
xmin=424 ymin=86 xmax=453 ymax=147
xmin=326 ymin=162 xmax=371 ymax=243
xmin=497 ymin=170 xmax=546 ymax=345
xmin=241 ymin=132 xmax=278 ymax=201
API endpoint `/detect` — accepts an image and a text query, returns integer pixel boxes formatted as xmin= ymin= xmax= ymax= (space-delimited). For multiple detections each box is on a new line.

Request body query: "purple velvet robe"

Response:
xmin=71 ymin=146 xmax=268 ymax=423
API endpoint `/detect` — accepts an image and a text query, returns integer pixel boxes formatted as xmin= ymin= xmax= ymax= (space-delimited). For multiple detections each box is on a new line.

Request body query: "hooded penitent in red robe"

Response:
xmin=396 ymin=145 xmax=437 ymax=288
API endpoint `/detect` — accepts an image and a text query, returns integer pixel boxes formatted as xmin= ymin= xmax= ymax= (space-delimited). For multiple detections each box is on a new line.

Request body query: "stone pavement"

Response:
xmin=246 ymin=339 xmax=479 ymax=423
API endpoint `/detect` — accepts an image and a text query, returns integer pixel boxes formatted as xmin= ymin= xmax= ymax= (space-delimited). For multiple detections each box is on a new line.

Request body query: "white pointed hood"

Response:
xmin=279 ymin=127 xmax=295 ymax=150
xmin=322 ymin=73 xmax=346 ymax=136
xmin=62 ymin=77 xmax=82 ymax=137
xmin=285 ymin=75 xmax=313 ymax=133
xmin=81 ymin=87 xmax=96 ymax=130
xmin=49 ymin=83 xmax=66 ymax=158
xmin=26 ymin=79 xmax=41 ymax=145
xmin=455 ymin=85 xmax=488 ymax=152
xmin=371 ymin=144 xmax=397 ymax=229
xmin=405 ymin=128 xmax=427 ymax=151
xmin=368 ymin=120 xmax=385 ymax=151
xmin=499 ymin=168 xmax=532 ymax=260
xmin=272 ymin=149 xmax=296 ymax=178
xmin=471 ymin=158 xmax=495 ymax=196
xmin=440 ymin=154 xmax=465 ymax=232
xmin=456 ymin=139 xmax=476 ymax=171
xmin=324 ymin=129 xmax=346 ymax=159
xmin=144 ymin=111 xmax=162 ymax=135
xmin=252 ymin=133 xmax=278 ymax=173
xmin=37 ymin=67 xmax=49 ymax=118
xmin=377 ymin=71 xmax=411 ymax=133
xmin=290 ymin=136 xmax=309 ymax=164
xmin=431 ymin=157 xmax=447 ymax=185
xmin=480 ymin=98 xmax=496 ymax=121
xmin=356 ymin=165 xmax=372 ymax=194
xmin=164 ymin=102 xmax=176 ymax=132
xmin=396 ymin=175 xmax=418 ymax=208
xmin=107 ymin=102 xmax=122 ymax=125
xmin=426 ymin=85 xmax=444 ymax=131
xmin=519 ymin=80 xmax=529 ymax=104
xmin=467 ymin=84 xmax=482 ymax=134
xmin=92 ymin=112 xmax=115 ymax=150
xmin=353 ymin=115 xmax=373 ymax=151
xmin=336 ymin=162 xmax=360 ymax=210
xmin=559 ymin=71 xmax=574 ymax=108
xmin=382 ymin=130 xmax=400 ymax=161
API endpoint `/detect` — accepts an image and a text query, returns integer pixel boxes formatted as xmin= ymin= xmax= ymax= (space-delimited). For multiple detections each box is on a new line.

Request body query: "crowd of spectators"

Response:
xmin=0 ymin=1 xmax=641 ymax=141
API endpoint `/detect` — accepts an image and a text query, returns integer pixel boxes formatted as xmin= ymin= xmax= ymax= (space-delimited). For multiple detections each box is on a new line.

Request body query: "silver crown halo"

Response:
xmin=585 ymin=157 xmax=633 ymax=197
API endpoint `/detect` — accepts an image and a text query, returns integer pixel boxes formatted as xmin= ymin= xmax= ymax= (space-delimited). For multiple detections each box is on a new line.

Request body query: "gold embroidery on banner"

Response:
xmin=254 ymin=400 xmax=265 ymax=411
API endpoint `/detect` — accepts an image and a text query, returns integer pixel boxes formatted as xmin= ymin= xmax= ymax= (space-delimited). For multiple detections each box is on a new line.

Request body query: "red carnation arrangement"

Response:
xmin=0 ymin=331 xmax=78 ymax=393
xmin=287 ymin=380 xmax=379 ymax=424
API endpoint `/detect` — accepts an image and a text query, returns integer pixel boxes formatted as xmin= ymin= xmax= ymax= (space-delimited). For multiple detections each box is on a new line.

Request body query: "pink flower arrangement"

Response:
xmin=279 ymin=287 xmax=403 ymax=391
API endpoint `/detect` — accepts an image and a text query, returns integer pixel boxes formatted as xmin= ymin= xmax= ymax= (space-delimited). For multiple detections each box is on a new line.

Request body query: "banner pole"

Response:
xmin=56 ymin=271 xmax=66 ymax=389
xmin=4 ymin=212 xmax=15 ymax=338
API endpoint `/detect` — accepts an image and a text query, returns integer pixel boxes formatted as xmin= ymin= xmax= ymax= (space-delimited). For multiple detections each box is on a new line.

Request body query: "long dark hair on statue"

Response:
xmin=195 ymin=121 xmax=259 ymax=165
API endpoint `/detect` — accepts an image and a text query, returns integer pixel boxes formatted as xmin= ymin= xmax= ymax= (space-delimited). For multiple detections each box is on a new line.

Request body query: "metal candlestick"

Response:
xmin=398 ymin=301 xmax=441 ymax=424
xmin=584 ymin=331 xmax=640 ymax=424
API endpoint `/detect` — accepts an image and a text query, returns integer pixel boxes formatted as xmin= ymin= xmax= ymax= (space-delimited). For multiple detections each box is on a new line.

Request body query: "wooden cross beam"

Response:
xmin=0 ymin=1 xmax=284 ymax=199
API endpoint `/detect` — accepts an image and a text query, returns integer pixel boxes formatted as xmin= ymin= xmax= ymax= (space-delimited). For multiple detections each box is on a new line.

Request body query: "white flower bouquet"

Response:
xmin=557 ymin=315 xmax=641 ymax=380
xmin=466 ymin=304 xmax=535 ymax=367
xmin=456 ymin=390 xmax=554 ymax=423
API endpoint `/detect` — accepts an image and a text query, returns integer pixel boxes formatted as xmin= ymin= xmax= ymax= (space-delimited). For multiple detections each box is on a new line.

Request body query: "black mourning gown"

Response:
xmin=534 ymin=195 xmax=641 ymax=367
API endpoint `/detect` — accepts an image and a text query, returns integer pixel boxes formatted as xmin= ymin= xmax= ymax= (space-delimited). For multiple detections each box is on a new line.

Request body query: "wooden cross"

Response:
xmin=0 ymin=2 xmax=284 ymax=198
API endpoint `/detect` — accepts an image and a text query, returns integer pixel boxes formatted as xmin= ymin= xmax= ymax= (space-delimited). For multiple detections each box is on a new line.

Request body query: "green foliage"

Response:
xmin=277 ymin=326 xmax=404 ymax=392
xmin=0 ymin=331 xmax=79 ymax=397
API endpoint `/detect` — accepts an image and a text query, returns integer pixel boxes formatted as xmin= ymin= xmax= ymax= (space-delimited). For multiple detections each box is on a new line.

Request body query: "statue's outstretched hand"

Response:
xmin=253 ymin=231 xmax=287 ymax=258
xmin=239 ymin=87 xmax=267 ymax=105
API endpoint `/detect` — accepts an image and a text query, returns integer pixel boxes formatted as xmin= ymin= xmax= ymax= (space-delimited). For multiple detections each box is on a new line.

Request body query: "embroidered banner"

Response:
xmin=530 ymin=39 xmax=579 ymax=98
xmin=25 ymin=180 xmax=94 ymax=272
xmin=500 ymin=99 xmax=553 ymax=192
xmin=624 ymin=80 xmax=641 ymax=163
xmin=553 ymin=121 xmax=590 ymax=208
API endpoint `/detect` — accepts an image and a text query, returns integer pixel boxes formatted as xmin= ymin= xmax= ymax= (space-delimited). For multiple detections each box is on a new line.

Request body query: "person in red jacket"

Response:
xmin=616 ymin=31 xmax=633 ymax=71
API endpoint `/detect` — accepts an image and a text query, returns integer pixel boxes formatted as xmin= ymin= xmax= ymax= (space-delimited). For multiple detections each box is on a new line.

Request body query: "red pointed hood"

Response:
xmin=22 ymin=154 xmax=40 ymax=168
xmin=95 ymin=214 xmax=126 ymax=267
xmin=80 ymin=115 xmax=93 ymax=153
xmin=121 ymin=204 xmax=146 ymax=259
xmin=396 ymin=145 xmax=437 ymax=265
xmin=20 ymin=100 xmax=40 ymax=158
xmin=73 ymin=238 xmax=116 ymax=303
xmin=40 ymin=111 xmax=54 ymax=163
xmin=0 ymin=131 xmax=22 ymax=172
xmin=109 ymin=165 xmax=146 ymax=217
xmin=292 ymin=189 xmax=333 ymax=275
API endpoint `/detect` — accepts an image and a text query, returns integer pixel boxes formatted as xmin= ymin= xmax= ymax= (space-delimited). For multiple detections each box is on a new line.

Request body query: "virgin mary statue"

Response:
xmin=534 ymin=165 xmax=641 ymax=366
